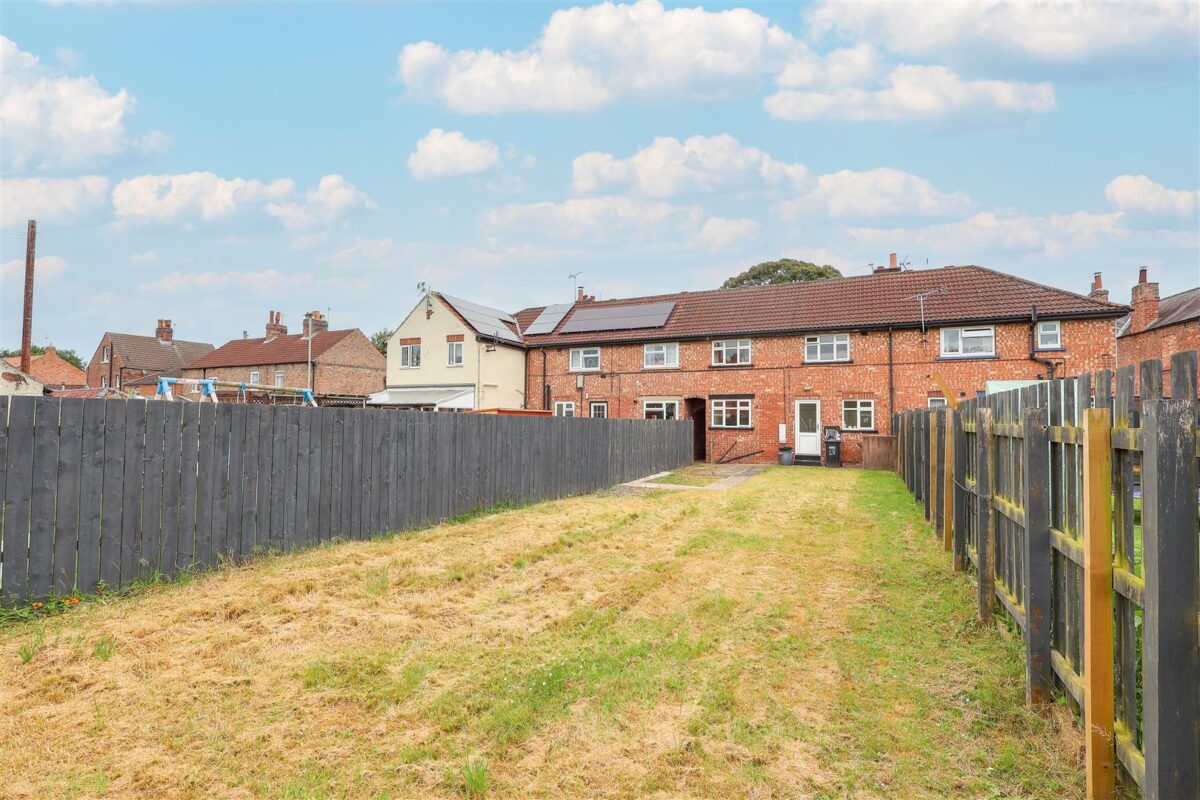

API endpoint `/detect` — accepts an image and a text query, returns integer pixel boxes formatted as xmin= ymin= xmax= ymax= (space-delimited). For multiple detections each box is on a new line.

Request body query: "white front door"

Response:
xmin=794 ymin=400 xmax=820 ymax=456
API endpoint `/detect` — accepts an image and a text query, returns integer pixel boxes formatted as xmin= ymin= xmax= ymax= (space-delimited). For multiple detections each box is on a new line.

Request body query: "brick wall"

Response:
xmin=1118 ymin=319 xmax=1200 ymax=397
xmin=525 ymin=317 xmax=1118 ymax=464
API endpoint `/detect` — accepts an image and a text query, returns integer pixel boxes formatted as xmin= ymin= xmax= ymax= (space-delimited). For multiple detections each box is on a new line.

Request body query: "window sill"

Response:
xmin=803 ymin=359 xmax=853 ymax=366
xmin=936 ymin=354 xmax=998 ymax=361
xmin=709 ymin=363 xmax=754 ymax=369
xmin=568 ymin=368 xmax=601 ymax=373
xmin=643 ymin=365 xmax=680 ymax=370
xmin=1034 ymin=347 xmax=1065 ymax=353
xmin=447 ymin=364 xmax=464 ymax=368
xmin=709 ymin=427 xmax=754 ymax=431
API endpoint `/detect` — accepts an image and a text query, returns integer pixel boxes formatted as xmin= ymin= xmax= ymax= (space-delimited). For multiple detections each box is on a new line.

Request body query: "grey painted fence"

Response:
xmin=0 ymin=397 xmax=693 ymax=605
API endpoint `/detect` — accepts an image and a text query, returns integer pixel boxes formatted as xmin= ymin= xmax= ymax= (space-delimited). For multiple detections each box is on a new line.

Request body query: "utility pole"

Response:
xmin=20 ymin=220 xmax=36 ymax=374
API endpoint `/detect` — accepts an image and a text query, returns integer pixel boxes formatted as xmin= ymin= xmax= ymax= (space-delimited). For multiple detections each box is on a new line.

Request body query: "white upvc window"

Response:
xmin=940 ymin=326 xmax=995 ymax=357
xmin=447 ymin=340 xmax=464 ymax=367
xmin=928 ymin=397 xmax=948 ymax=408
xmin=102 ymin=345 xmax=110 ymax=363
xmin=589 ymin=401 xmax=608 ymax=419
xmin=569 ymin=347 xmax=601 ymax=372
xmin=711 ymin=397 xmax=752 ymax=429
xmin=1037 ymin=321 xmax=1062 ymax=350
xmin=554 ymin=401 xmax=575 ymax=417
xmin=398 ymin=343 xmax=422 ymax=368
xmin=274 ymin=371 xmax=285 ymax=387
xmin=711 ymin=339 xmax=752 ymax=366
xmin=643 ymin=342 xmax=679 ymax=369
xmin=842 ymin=399 xmax=875 ymax=431
xmin=805 ymin=333 xmax=850 ymax=363
xmin=643 ymin=400 xmax=679 ymax=420
xmin=100 ymin=375 xmax=108 ymax=388
xmin=249 ymin=371 xmax=260 ymax=385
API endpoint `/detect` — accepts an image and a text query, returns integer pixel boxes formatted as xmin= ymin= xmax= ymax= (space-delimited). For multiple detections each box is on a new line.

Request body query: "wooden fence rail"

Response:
xmin=0 ymin=398 xmax=694 ymax=605
xmin=896 ymin=351 xmax=1199 ymax=800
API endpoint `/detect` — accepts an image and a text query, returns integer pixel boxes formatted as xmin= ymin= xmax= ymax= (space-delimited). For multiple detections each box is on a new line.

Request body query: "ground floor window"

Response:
xmin=643 ymin=400 xmax=679 ymax=420
xmin=842 ymin=399 xmax=875 ymax=430
xmin=555 ymin=401 xmax=575 ymax=417
xmin=711 ymin=397 xmax=752 ymax=428
xmin=928 ymin=397 xmax=948 ymax=408
xmin=589 ymin=401 xmax=608 ymax=418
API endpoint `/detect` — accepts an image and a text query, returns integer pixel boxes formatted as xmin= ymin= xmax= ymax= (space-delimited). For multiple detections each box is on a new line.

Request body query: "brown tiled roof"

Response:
xmin=5 ymin=349 xmax=86 ymax=388
xmin=1116 ymin=286 xmax=1200 ymax=337
xmin=513 ymin=265 xmax=1128 ymax=347
xmin=185 ymin=329 xmax=356 ymax=369
xmin=108 ymin=334 xmax=214 ymax=372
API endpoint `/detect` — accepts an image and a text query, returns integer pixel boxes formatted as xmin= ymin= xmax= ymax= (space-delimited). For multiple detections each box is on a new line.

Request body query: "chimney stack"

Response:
xmin=1129 ymin=266 xmax=1160 ymax=334
xmin=304 ymin=310 xmax=329 ymax=337
xmin=576 ymin=285 xmax=586 ymax=302
xmin=873 ymin=252 xmax=903 ymax=274
xmin=1088 ymin=272 xmax=1109 ymax=303
xmin=156 ymin=319 xmax=174 ymax=341
xmin=20 ymin=220 xmax=36 ymax=374
xmin=265 ymin=310 xmax=288 ymax=339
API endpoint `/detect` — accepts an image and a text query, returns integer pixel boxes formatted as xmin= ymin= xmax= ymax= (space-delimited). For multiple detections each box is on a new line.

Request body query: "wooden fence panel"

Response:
xmin=140 ymin=400 xmax=166 ymax=580
xmin=160 ymin=402 xmax=184 ymax=576
xmin=77 ymin=398 xmax=105 ymax=593
xmin=119 ymin=399 xmax=146 ymax=586
xmin=29 ymin=397 xmax=60 ymax=599
xmin=53 ymin=399 xmax=84 ymax=595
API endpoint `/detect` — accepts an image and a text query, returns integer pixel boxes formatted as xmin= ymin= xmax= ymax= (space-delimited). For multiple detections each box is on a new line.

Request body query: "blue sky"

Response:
xmin=2 ymin=1 xmax=1198 ymax=357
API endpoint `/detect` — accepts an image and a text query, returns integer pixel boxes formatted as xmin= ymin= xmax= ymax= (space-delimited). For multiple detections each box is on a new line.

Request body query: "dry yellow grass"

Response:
xmin=0 ymin=468 xmax=1084 ymax=799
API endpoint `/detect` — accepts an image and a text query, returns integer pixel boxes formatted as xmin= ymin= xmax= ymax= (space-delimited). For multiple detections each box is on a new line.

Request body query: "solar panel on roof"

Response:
xmin=439 ymin=294 xmax=523 ymax=344
xmin=524 ymin=303 xmax=573 ymax=335
xmin=559 ymin=301 xmax=675 ymax=334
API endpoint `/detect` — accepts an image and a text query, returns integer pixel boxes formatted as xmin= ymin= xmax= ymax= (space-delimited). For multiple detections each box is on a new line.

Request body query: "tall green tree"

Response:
xmin=0 ymin=344 xmax=87 ymax=369
xmin=722 ymin=259 xmax=841 ymax=289
xmin=369 ymin=329 xmax=393 ymax=355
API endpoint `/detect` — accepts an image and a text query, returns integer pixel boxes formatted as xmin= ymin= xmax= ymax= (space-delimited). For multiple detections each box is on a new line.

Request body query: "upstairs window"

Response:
xmin=805 ymin=334 xmax=850 ymax=363
xmin=249 ymin=371 xmax=260 ymax=385
xmin=447 ymin=341 xmax=464 ymax=366
xmin=940 ymin=326 xmax=995 ymax=358
xmin=569 ymin=347 xmax=601 ymax=372
xmin=398 ymin=343 xmax=422 ymax=368
xmin=712 ymin=339 xmax=752 ymax=366
xmin=711 ymin=397 xmax=752 ymax=429
xmin=102 ymin=345 xmax=110 ymax=363
xmin=1037 ymin=321 xmax=1062 ymax=350
xmin=643 ymin=342 xmax=679 ymax=369
xmin=274 ymin=371 xmax=285 ymax=388
xmin=928 ymin=397 xmax=948 ymax=408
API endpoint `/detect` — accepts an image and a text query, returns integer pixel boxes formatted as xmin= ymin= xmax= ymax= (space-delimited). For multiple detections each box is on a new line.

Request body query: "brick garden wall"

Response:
xmin=525 ymin=317 xmax=1118 ymax=464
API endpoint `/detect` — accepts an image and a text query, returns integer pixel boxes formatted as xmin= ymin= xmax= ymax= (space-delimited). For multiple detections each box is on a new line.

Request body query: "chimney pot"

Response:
xmin=889 ymin=252 xmax=898 ymax=269
xmin=1138 ymin=266 xmax=1148 ymax=284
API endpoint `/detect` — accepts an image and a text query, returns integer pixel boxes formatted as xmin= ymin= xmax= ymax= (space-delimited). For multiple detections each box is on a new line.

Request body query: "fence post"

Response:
xmin=940 ymin=408 xmax=952 ymax=551
xmin=952 ymin=408 xmax=967 ymax=571
xmin=928 ymin=410 xmax=938 ymax=526
xmin=975 ymin=406 xmax=994 ymax=623
xmin=1022 ymin=405 xmax=1053 ymax=708
xmin=1081 ymin=407 xmax=1116 ymax=800
xmin=1142 ymin=398 xmax=1199 ymax=800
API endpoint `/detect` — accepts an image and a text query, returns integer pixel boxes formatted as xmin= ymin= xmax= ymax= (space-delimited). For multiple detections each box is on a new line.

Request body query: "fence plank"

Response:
xmin=159 ymin=402 xmax=183 ymax=577
xmin=119 ymin=400 xmax=147 ymax=588
xmin=77 ymin=399 xmax=105 ymax=594
xmin=1082 ymin=407 xmax=1117 ymax=800
xmin=295 ymin=409 xmax=311 ymax=547
xmin=1141 ymin=399 xmax=1200 ymax=800
xmin=195 ymin=403 xmax=216 ymax=570
xmin=53 ymin=398 xmax=84 ymax=595
xmin=226 ymin=404 xmax=248 ymax=560
xmin=239 ymin=405 xmax=260 ymax=556
xmin=254 ymin=405 xmax=273 ymax=551
xmin=139 ymin=400 xmax=166 ymax=580
xmin=28 ymin=397 xmax=61 ymax=599
xmin=1023 ymin=405 xmax=1054 ymax=707
xmin=2 ymin=397 xmax=36 ymax=604
xmin=975 ymin=406 xmax=995 ymax=624
xmin=98 ymin=399 xmax=125 ymax=591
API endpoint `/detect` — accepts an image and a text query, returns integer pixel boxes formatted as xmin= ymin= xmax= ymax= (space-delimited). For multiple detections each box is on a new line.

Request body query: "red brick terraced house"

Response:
xmin=1116 ymin=266 xmax=1200 ymax=396
xmin=181 ymin=310 xmax=384 ymax=401
xmin=514 ymin=265 xmax=1127 ymax=465
xmin=86 ymin=320 xmax=214 ymax=397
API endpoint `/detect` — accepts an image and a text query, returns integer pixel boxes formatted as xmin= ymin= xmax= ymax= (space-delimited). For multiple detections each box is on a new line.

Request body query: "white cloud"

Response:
xmin=397 ymin=0 xmax=796 ymax=113
xmin=327 ymin=237 xmax=396 ymax=263
xmin=1105 ymin=174 xmax=1199 ymax=216
xmin=846 ymin=210 xmax=1125 ymax=258
xmin=484 ymin=195 xmax=704 ymax=242
xmin=0 ymin=254 xmax=67 ymax=281
xmin=1 ymin=36 xmax=162 ymax=172
xmin=572 ymin=134 xmax=807 ymax=197
xmin=408 ymin=128 xmax=500 ymax=179
xmin=765 ymin=64 xmax=1055 ymax=124
xmin=805 ymin=1 xmax=1199 ymax=66
xmin=113 ymin=172 xmax=294 ymax=223
xmin=130 ymin=249 xmax=157 ymax=264
xmin=696 ymin=217 xmax=760 ymax=251
xmin=779 ymin=168 xmax=973 ymax=219
xmin=264 ymin=174 xmax=375 ymax=230
xmin=0 ymin=175 xmax=109 ymax=227
xmin=137 ymin=269 xmax=307 ymax=294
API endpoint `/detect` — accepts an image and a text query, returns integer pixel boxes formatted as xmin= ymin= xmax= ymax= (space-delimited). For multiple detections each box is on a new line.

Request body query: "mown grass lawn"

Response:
xmin=0 ymin=468 xmax=1084 ymax=799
